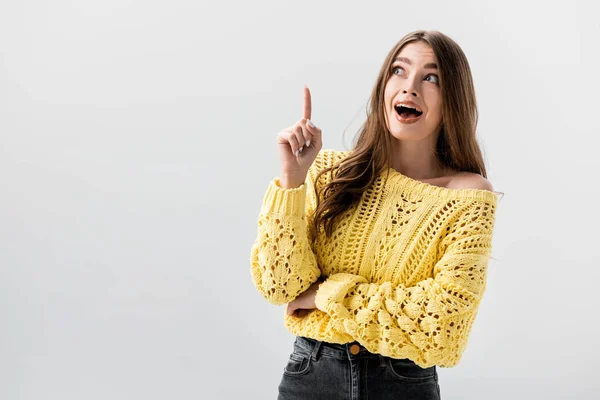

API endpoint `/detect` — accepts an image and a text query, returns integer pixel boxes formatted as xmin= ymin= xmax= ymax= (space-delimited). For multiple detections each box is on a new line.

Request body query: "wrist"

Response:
xmin=279 ymin=172 xmax=306 ymax=189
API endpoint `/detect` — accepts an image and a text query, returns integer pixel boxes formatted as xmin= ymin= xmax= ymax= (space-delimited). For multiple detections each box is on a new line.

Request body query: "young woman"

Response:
xmin=250 ymin=30 xmax=502 ymax=400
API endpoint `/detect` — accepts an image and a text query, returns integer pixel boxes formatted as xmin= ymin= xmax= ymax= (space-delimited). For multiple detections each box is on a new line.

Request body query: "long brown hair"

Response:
xmin=309 ymin=30 xmax=493 ymax=242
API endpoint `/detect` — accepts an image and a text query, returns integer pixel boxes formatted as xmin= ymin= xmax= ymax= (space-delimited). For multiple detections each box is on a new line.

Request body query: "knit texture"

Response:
xmin=249 ymin=149 xmax=499 ymax=368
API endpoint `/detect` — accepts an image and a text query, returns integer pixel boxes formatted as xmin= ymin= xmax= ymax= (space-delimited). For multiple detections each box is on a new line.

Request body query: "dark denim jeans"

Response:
xmin=278 ymin=336 xmax=440 ymax=400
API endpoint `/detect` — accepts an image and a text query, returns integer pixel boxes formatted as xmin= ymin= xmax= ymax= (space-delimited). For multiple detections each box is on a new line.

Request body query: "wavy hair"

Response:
xmin=309 ymin=30 xmax=494 ymax=242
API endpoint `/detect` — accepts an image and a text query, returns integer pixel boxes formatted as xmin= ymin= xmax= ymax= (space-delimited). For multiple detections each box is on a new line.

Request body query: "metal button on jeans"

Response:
xmin=349 ymin=344 xmax=360 ymax=355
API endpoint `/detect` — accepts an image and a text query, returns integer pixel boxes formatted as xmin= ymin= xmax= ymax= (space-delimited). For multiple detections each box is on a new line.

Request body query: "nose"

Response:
xmin=402 ymin=75 xmax=420 ymax=97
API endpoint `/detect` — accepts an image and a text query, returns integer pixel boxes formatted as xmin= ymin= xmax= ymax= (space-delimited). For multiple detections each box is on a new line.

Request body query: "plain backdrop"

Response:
xmin=1 ymin=0 xmax=599 ymax=399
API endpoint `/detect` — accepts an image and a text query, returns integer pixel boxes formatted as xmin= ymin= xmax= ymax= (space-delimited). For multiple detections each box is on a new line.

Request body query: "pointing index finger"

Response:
xmin=303 ymin=85 xmax=312 ymax=120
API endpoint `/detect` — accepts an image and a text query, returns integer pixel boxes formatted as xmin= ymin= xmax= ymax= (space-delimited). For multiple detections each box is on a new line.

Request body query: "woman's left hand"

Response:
xmin=286 ymin=280 xmax=323 ymax=317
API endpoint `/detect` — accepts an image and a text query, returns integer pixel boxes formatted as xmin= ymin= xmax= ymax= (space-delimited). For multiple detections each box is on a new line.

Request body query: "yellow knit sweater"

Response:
xmin=249 ymin=149 xmax=499 ymax=368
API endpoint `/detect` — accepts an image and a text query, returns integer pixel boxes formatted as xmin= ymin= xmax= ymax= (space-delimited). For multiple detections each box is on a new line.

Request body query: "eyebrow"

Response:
xmin=393 ymin=56 xmax=438 ymax=70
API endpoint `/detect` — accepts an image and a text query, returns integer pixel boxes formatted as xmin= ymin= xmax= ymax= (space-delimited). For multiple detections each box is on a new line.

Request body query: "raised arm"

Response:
xmin=250 ymin=150 xmax=336 ymax=306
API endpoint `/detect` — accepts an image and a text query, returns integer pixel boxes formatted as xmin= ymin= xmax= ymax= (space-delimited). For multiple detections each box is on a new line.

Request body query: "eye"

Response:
xmin=392 ymin=66 xmax=405 ymax=76
xmin=424 ymin=74 xmax=439 ymax=84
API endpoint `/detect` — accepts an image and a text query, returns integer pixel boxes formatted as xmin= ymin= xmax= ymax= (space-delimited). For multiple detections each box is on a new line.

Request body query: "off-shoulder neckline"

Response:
xmin=385 ymin=167 xmax=500 ymax=203
xmin=333 ymin=149 xmax=500 ymax=204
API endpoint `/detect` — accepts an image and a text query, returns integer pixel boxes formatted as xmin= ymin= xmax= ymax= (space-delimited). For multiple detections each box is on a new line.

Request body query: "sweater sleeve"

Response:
xmin=249 ymin=150 xmax=333 ymax=306
xmin=313 ymin=199 xmax=498 ymax=367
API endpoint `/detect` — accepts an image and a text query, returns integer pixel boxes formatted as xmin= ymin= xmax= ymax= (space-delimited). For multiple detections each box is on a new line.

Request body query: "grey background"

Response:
xmin=1 ymin=0 xmax=599 ymax=399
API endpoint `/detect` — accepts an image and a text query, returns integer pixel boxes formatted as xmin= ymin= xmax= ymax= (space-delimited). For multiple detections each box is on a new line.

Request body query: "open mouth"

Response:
xmin=394 ymin=104 xmax=423 ymax=119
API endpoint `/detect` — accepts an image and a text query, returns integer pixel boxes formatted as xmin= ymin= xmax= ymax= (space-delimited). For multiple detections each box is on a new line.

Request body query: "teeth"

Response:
xmin=395 ymin=103 xmax=421 ymax=112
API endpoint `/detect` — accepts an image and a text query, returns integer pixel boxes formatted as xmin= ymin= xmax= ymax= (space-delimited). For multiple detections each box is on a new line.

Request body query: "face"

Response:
xmin=383 ymin=41 xmax=443 ymax=142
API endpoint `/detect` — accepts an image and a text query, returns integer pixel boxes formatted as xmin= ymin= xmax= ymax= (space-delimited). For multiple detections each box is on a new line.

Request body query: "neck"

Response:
xmin=390 ymin=134 xmax=450 ymax=180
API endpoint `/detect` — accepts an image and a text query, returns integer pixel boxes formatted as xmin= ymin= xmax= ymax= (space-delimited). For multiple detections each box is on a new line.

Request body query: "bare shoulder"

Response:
xmin=449 ymin=171 xmax=494 ymax=192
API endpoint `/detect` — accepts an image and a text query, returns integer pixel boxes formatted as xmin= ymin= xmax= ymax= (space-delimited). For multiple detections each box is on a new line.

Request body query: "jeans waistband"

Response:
xmin=293 ymin=336 xmax=423 ymax=368
xmin=295 ymin=336 xmax=371 ymax=358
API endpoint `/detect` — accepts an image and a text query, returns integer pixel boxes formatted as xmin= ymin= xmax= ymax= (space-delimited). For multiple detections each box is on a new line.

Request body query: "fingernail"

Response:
xmin=295 ymin=149 xmax=299 ymax=157
xmin=299 ymin=146 xmax=303 ymax=153
xmin=306 ymin=140 xmax=311 ymax=147
xmin=307 ymin=119 xmax=316 ymax=128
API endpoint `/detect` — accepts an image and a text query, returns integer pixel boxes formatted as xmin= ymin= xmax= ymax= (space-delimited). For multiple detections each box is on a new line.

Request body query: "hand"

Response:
xmin=276 ymin=86 xmax=323 ymax=188
xmin=286 ymin=279 xmax=323 ymax=318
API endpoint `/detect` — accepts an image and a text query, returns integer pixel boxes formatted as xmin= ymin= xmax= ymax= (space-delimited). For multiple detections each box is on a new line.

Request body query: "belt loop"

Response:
xmin=378 ymin=354 xmax=387 ymax=367
xmin=310 ymin=339 xmax=322 ymax=362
